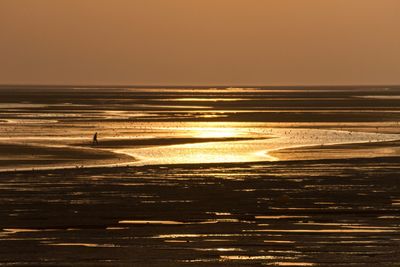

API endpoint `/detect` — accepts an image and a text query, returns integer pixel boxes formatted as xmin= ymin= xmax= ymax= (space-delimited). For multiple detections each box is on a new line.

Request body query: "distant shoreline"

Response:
xmin=0 ymin=84 xmax=399 ymax=89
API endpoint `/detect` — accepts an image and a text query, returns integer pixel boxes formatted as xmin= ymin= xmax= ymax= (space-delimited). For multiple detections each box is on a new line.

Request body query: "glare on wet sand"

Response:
xmin=1 ymin=86 xmax=400 ymax=266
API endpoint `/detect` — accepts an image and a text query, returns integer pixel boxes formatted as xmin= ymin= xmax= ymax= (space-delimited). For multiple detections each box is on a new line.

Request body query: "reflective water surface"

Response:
xmin=1 ymin=86 xmax=400 ymax=170
xmin=0 ymin=86 xmax=400 ymax=266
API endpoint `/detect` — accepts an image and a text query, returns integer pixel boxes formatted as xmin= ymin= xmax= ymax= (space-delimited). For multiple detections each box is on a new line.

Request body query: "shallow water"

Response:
xmin=120 ymin=127 xmax=400 ymax=165
xmin=1 ymin=86 xmax=400 ymax=266
xmin=1 ymin=159 xmax=400 ymax=266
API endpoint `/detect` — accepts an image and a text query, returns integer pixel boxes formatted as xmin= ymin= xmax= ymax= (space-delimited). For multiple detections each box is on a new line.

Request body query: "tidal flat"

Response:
xmin=0 ymin=86 xmax=400 ymax=266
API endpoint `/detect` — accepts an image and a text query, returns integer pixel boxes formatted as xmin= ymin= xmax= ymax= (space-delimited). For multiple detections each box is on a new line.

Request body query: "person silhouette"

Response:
xmin=93 ymin=132 xmax=98 ymax=145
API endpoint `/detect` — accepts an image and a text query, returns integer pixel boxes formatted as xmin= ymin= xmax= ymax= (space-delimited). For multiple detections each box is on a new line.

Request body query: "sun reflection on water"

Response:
xmin=192 ymin=127 xmax=241 ymax=138
xmin=118 ymin=126 xmax=400 ymax=166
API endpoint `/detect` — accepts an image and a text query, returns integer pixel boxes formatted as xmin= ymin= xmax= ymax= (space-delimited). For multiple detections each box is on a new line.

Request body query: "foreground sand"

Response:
xmin=0 ymin=157 xmax=399 ymax=266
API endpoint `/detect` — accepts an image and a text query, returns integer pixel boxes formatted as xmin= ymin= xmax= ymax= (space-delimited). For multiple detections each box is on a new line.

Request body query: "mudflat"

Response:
xmin=0 ymin=158 xmax=399 ymax=266
xmin=0 ymin=86 xmax=400 ymax=266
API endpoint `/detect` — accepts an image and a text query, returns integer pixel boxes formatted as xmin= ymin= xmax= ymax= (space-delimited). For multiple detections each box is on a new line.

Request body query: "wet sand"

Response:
xmin=271 ymin=140 xmax=400 ymax=161
xmin=1 ymin=86 xmax=400 ymax=266
xmin=0 ymin=137 xmax=258 ymax=170
xmin=0 ymin=142 xmax=134 ymax=170
xmin=0 ymin=158 xmax=399 ymax=266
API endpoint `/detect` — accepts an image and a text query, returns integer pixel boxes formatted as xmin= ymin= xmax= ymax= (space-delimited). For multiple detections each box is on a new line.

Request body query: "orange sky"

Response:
xmin=1 ymin=0 xmax=400 ymax=85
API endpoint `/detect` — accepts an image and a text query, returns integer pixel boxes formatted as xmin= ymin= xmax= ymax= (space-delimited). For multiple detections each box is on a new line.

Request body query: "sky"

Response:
xmin=1 ymin=0 xmax=400 ymax=86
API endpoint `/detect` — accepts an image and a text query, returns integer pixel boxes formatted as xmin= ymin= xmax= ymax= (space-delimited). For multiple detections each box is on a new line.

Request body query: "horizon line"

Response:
xmin=0 ymin=83 xmax=399 ymax=88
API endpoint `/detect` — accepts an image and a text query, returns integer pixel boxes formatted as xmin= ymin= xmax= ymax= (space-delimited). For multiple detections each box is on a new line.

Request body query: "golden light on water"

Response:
xmin=1 ymin=86 xmax=400 ymax=266
xmin=118 ymin=126 xmax=400 ymax=166
xmin=193 ymin=127 xmax=240 ymax=138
